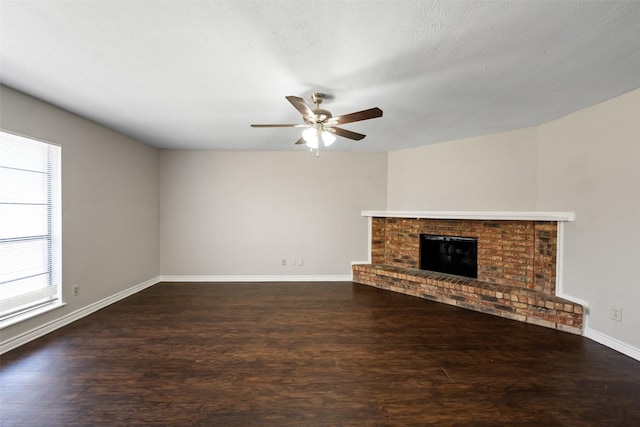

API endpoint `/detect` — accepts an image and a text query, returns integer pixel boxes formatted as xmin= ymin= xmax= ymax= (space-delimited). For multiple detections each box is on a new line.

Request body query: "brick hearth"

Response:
xmin=352 ymin=214 xmax=584 ymax=334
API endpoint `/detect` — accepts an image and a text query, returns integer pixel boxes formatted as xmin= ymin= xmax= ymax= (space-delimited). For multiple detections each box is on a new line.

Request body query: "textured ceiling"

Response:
xmin=1 ymin=1 xmax=640 ymax=152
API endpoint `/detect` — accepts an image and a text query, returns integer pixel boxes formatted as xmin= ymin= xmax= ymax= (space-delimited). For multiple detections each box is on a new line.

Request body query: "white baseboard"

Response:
xmin=158 ymin=275 xmax=353 ymax=282
xmin=553 ymin=292 xmax=639 ymax=361
xmin=0 ymin=276 xmax=161 ymax=355
xmin=584 ymin=327 xmax=640 ymax=362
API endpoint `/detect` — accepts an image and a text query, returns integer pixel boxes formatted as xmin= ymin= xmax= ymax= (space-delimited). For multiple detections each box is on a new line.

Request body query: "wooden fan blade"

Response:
xmin=250 ymin=124 xmax=309 ymax=128
xmin=286 ymin=96 xmax=315 ymax=121
xmin=329 ymin=126 xmax=366 ymax=141
xmin=294 ymin=136 xmax=306 ymax=145
xmin=330 ymin=107 xmax=383 ymax=125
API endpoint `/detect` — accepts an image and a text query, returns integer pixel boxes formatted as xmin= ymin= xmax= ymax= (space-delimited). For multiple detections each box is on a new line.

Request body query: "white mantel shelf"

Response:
xmin=361 ymin=210 xmax=576 ymax=222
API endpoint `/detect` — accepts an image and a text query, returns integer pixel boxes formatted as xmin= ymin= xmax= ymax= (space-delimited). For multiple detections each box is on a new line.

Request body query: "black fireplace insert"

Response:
xmin=419 ymin=234 xmax=478 ymax=279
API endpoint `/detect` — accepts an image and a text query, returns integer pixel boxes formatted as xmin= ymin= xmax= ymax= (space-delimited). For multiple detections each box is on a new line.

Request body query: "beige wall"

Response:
xmin=0 ymin=85 xmax=160 ymax=343
xmin=387 ymin=127 xmax=538 ymax=210
xmin=536 ymin=88 xmax=640 ymax=350
xmin=159 ymin=150 xmax=387 ymax=277
xmin=386 ymin=88 xmax=640 ymax=355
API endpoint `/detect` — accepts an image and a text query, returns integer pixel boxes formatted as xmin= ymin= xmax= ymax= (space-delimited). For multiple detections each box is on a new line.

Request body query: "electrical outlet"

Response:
xmin=610 ymin=306 xmax=622 ymax=322
xmin=299 ymin=257 xmax=304 ymax=267
xmin=281 ymin=258 xmax=286 ymax=266
xmin=72 ymin=285 xmax=79 ymax=297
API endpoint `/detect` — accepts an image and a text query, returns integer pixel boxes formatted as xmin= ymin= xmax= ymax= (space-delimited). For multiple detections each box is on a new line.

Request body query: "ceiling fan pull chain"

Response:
xmin=317 ymin=129 xmax=320 ymax=157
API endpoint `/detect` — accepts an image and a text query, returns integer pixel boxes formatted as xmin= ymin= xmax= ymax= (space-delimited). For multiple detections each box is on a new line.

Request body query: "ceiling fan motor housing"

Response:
xmin=312 ymin=109 xmax=332 ymax=122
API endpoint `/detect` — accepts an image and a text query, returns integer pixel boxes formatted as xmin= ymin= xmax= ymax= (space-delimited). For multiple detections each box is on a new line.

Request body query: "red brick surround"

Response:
xmin=353 ymin=217 xmax=584 ymax=334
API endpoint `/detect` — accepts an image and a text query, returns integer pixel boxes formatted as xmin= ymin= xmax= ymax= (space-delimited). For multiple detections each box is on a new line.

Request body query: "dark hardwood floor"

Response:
xmin=1 ymin=282 xmax=639 ymax=426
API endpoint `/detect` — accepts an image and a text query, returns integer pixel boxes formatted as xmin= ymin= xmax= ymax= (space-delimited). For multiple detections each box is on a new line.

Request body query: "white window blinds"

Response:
xmin=0 ymin=131 xmax=61 ymax=322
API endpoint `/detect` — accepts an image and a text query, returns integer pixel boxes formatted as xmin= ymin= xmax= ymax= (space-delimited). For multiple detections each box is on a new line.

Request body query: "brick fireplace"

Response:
xmin=352 ymin=211 xmax=584 ymax=334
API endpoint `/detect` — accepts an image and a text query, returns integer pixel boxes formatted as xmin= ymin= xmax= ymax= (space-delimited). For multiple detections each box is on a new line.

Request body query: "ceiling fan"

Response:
xmin=251 ymin=93 xmax=383 ymax=153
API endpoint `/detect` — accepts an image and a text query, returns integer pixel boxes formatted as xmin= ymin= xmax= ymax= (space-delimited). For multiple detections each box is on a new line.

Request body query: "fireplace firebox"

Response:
xmin=420 ymin=234 xmax=478 ymax=279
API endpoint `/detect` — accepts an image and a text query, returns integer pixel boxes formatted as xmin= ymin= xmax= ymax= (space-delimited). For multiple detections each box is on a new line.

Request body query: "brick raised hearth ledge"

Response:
xmin=353 ymin=211 xmax=584 ymax=335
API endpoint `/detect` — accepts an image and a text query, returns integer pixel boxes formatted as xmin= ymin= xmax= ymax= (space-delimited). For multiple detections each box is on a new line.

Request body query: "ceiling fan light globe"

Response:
xmin=302 ymin=127 xmax=319 ymax=148
xmin=321 ymin=131 xmax=336 ymax=147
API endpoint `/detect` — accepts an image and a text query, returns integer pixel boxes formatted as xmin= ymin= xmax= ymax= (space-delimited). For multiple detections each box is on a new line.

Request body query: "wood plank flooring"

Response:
xmin=1 ymin=282 xmax=639 ymax=426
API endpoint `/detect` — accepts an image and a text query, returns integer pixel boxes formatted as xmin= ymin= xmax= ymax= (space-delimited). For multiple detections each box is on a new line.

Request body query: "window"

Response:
xmin=0 ymin=130 xmax=62 ymax=327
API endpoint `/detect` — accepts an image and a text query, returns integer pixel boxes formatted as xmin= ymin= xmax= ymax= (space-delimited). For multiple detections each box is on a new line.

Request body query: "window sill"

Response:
xmin=0 ymin=301 xmax=67 ymax=330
